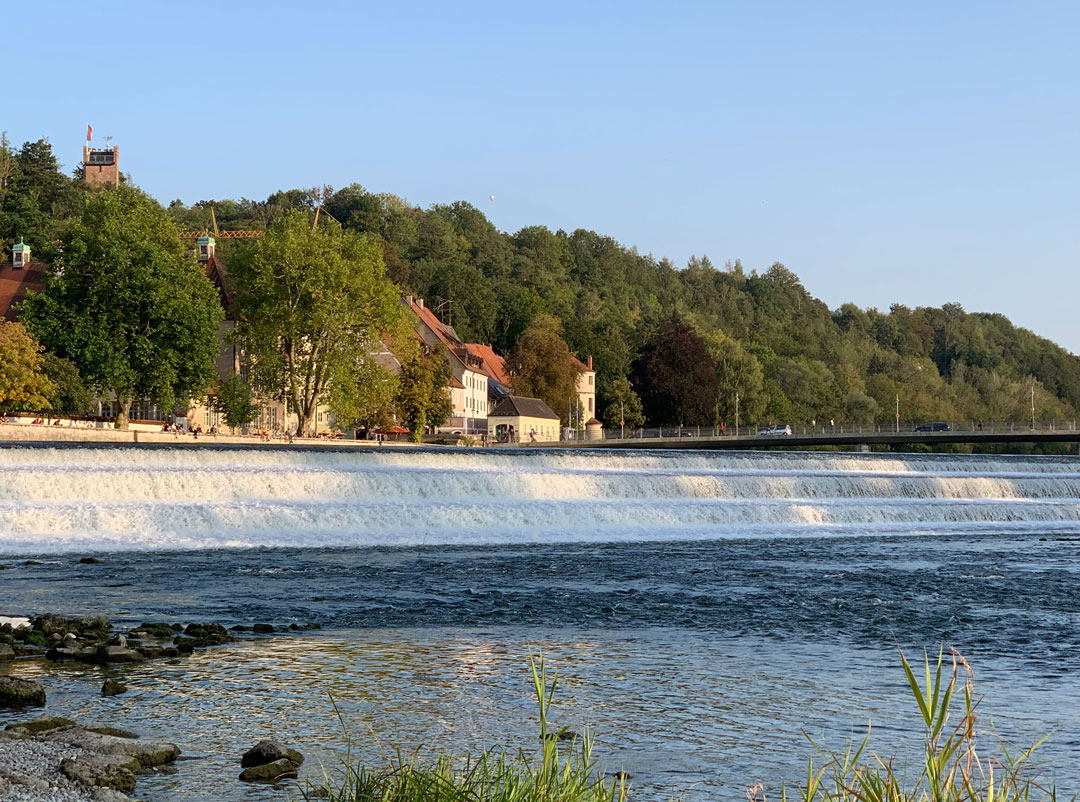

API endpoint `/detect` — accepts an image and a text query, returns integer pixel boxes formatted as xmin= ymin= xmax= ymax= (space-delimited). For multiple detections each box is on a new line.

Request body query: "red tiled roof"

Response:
xmin=448 ymin=375 xmax=465 ymax=389
xmin=204 ymin=254 xmax=233 ymax=312
xmin=406 ymin=298 xmax=461 ymax=347
xmin=0 ymin=262 xmax=46 ymax=322
xmin=465 ymin=343 xmax=512 ymax=388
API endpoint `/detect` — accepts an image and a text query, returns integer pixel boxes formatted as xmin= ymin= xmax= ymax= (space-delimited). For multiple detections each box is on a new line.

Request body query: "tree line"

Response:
xmin=3 ymin=136 xmax=1080 ymax=434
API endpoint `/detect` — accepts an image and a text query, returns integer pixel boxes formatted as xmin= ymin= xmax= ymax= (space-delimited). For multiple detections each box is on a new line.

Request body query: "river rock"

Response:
xmin=241 ymin=739 xmax=305 ymax=768
xmin=0 ymin=643 xmax=14 ymax=660
xmin=97 ymin=644 xmax=146 ymax=663
xmin=34 ymin=612 xmax=110 ymax=639
xmin=102 ymin=679 xmax=128 ymax=696
xmin=252 ymin=623 xmax=275 ymax=634
xmin=5 ymin=715 xmax=75 ymax=737
xmin=47 ymin=643 xmax=98 ymax=661
xmin=46 ymin=727 xmax=181 ymax=767
xmin=60 ymin=754 xmax=139 ymax=792
xmin=91 ymin=789 xmax=141 ymax=802
xmin=239 ymin=757 xmax=299 ymax=782
xmin=0 ymin=676 xmax=46 ymax=708
xmin=86 ymin=725 xmax=140 ymax=739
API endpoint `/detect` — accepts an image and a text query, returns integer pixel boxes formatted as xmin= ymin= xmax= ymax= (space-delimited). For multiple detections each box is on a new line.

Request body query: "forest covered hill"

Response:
xmin=3 ymin=136 xmax=1078 ymax=428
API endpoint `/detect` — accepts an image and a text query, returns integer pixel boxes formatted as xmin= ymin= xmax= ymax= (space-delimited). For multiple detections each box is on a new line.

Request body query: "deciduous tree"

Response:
xmin=21 ymin=185 xmax=224 ymax=429
xmin=506 ymin=314 xmax=583 ymax=424
xmin=0 ymin=321 xmax=55 ymax=411
xmin=229 ymin=210 xmax=408 ymax=436
xmin=396 ymin=346 xmax=451 ymax=442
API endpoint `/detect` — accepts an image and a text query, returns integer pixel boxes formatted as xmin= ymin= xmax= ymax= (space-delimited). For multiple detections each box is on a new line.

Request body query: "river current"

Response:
xmin=1 ymin=446 xmax=1079 ymax=800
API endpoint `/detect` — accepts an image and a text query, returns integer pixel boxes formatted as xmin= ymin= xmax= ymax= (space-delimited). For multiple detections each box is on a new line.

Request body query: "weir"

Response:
xmin=1 ymin=446 xmax=1079 ymax=554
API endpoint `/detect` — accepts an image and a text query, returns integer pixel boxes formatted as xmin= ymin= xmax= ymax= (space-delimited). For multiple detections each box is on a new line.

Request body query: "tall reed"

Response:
xmin=762 ymin=647 xmax=1063 ymax=802
xmin=305 ymin=652 xmax=629 ymax=802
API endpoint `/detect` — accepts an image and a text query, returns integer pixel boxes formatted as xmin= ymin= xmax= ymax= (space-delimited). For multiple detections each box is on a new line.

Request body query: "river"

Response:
xmin=1 ymin=446 xmax=1078 ymax=800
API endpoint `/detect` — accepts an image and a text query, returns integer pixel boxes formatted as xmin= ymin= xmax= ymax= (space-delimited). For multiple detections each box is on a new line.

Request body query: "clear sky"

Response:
xmin=6 ymin=1 xmax=1079 ymax=350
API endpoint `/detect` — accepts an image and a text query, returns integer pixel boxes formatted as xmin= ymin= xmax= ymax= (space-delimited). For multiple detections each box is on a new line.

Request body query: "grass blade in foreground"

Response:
xmin=776 ymin=648 xmax=1065 ymax=802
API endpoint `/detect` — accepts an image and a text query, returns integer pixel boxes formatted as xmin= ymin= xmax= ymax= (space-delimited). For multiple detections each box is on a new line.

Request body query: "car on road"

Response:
xmin=757 ymin=424 xmax=793 ymax=436
xmin=913 ymin=422 xmax=951 ymax=432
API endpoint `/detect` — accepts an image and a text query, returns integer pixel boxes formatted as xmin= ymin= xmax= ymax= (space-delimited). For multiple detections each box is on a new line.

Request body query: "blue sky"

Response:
xmin=6 ymin=1 xmax=1079 ymax=350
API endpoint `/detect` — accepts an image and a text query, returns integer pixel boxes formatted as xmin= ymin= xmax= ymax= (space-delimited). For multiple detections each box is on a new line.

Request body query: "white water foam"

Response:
xmin=1 ymin=446 xmax=1078 ymax=554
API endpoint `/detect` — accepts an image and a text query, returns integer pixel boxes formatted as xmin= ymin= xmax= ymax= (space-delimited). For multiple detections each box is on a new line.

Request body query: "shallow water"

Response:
xmin=1 ymin=447 xmax=1079 ymax=800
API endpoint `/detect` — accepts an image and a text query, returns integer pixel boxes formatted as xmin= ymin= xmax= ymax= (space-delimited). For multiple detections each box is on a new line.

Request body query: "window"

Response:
xmin=589 ymin=398 xmax=594 ymax=413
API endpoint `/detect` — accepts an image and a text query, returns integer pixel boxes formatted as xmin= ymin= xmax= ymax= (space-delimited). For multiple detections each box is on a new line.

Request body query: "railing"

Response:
xmin=593 ymin=419 xmax=1080 ymax=443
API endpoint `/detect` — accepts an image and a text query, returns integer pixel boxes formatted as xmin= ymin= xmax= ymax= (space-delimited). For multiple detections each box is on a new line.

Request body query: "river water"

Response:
xmin=1 ymin=446 xmax=1079 ymax=800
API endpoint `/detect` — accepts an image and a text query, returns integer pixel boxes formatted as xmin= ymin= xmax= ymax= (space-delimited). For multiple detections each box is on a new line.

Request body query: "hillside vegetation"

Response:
xmin=3 ymin=137 xmax=1078 ymax=428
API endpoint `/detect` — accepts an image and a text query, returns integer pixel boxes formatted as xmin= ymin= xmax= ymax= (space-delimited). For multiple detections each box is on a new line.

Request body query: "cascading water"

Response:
xmin=2 ymin=445 xmax=1080 ymax=554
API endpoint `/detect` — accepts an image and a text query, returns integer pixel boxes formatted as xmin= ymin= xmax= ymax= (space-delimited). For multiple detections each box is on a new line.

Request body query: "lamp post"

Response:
xmin=1031 ymin=383 xmax=1036 ymax=430
xmin=735 ymin=391 xmax=740 ymax=435
xmin=895 ymin=394 xmax=899 ymax=433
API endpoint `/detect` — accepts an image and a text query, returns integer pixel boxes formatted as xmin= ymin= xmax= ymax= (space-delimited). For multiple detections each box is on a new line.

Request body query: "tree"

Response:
xmin=328 ymin=356 xmax=400 ymax=435
xmin=506 ymin=314 xmax=583 ymax=424
xmin=0 ymin=322 xmax=55 ymax=411
xmin=229 ymin=210 xmax=408 ymax=436
xmin=396 ymin=346 xmax=452 ymax=441
xmin=41 ymin=354 xmax=93 ymax=415
xmin=704 ymin=329 xmax=765 ymax=425
xmin=20 ymin=185 xmax=224 ymax=429
xmin=601 ymin=377 xmax=644 ymax=430
xmin=631 ymin=322 xmax=719 ymax=426
xmin=213 ymin=371 xmax=257 ymax=432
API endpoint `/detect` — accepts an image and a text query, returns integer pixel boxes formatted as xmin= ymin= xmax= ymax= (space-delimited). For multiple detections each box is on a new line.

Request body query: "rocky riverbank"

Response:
xmin=1 ymin=613 xmax=320 ymax=666
xmin=1 ymin=613 xmax=321 ymax=800
xmin=0 ymin=715 xmax=179 ymax=801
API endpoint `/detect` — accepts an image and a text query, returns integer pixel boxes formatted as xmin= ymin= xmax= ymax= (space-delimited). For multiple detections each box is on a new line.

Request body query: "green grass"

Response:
xmin=304 ymin=652 xmax=629 ymax=802
xmin=762 ymin=647 xmax=1066 ymax=802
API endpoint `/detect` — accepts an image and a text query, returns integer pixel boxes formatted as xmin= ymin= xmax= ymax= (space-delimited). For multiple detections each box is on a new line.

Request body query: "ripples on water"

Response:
xmin=0 ymin=447 xmax=1079 ymax=800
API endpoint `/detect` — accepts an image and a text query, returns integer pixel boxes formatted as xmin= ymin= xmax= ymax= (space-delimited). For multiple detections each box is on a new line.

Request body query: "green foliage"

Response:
xmin=601 ymin=377 xmax=644 ymax=430
xmin=20 ymin=185 xmax=224 ymax=429
xmin=781 ymin=648 xmax=1060 ymax=802
xmin=396 ymin=346 xmax=452 ymax=442
xmin=632 ymin=321 xmax=719 ymax=426
xmin=507 ymin=315 xmax=584 ymax=425
xmin=306 ymin=654 xmax=628 ymax=802
xmin=0 ymin=321 xmax=56 ymax=411
xmin=41 ymin=353 xmax=93 ymax=415
xmin=6 ymin=153 xmax=1074 ymax=431
xmin=328 ymin=356 xmax=400 ymax=434
xmin=213 ymin=371 xmax=257 ymax=432
xmin=229 ymin=210 xmax=407 ymax=437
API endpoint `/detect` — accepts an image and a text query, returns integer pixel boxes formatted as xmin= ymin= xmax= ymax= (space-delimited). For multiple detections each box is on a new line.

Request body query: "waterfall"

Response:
xmin=2 ymin=446 xmax=1079 ymax=554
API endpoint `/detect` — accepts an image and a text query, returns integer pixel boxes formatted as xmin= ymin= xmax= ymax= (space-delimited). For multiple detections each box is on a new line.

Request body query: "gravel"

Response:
xmin=0 ymin=738 xmax=95 ymax=802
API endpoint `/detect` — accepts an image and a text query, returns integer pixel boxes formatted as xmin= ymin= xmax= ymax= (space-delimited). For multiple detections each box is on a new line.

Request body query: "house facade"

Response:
xmin=406 ymin=296 xmax=489 ymax=434
xmin=488 ymin=396 xmax=561 ymax=443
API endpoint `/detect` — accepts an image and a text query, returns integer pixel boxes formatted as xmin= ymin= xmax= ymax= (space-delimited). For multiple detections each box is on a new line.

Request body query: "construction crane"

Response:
xmin=311 ymin=205 xmax=341 ymax=231
xmin=179 ymin=206 xmax=263 ymax=239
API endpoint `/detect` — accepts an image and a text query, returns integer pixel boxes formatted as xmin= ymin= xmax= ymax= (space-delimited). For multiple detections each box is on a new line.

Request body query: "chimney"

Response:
xmin=417 ymin=298 xmax=424 ymax=309
xmin=587 ymin=356 xmax=593 ymax=370
xmin=12 ymin=240 xmax=29 ymax=270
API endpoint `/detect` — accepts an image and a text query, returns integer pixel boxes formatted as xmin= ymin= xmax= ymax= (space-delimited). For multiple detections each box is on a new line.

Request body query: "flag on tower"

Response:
xmin=86 ymin=125 xmax=92 ymax=143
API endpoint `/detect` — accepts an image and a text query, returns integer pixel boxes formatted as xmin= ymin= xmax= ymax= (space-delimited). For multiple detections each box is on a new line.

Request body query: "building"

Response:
xmin=464 ymin=342 xmax=512 ymax=413
xmin=488 ymin=396 xmax=561 ymax=443
xmin=405 ymin=296 xmax=489 ymax=434
xmin=83 ymin=146 xmax=120 ymax=187
xmin=572 ymin=355 xmax=596 ymax=422
xmin=0 ymin=242 xmax=45 ymax=322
